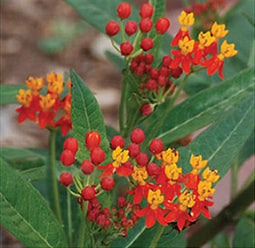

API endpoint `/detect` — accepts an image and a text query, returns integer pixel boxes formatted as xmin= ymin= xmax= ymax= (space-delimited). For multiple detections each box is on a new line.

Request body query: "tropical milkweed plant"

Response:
xmin=0 ymin=0 xmax=254 ymax=248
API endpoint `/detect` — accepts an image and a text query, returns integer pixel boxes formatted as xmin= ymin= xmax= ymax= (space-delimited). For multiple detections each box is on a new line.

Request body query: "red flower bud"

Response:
xmin=171 ymin=67 xmax=183 ymax=79
xmin=101 ymin=208 xmax=110 ymax=217
xmin=139 ymin=18 xmax=153 ymax=33
xmin=121 ymin=230 xmax=128 ymax=237
xmin=155 ymin=17 xmax=170 ymax=34
xmin=90 ymin=147 xmax=105 ymax=165
xmin=110 ymin=135 xmax=125 ymax=150
xmin=100 ymin=177 xmax=115 ymax=191
xmin=141 ymin=103 xmax=153 ymax=116
xmin=120 ymin=41 xmax=134 ymax=56
xmin=144 ymin=53 xmax=154 ymax=64
xmin=121 ymin=218 xmax=130 ymax=228
xmin=117 ymin=209 xmax=125 ymax=218
xmin=140 ymin=3 xmax=154 ymax=19
xmin=159 ymin=67 xmax=170 ymax=77
xmin=130 ymin=128 xmax=145 ymax=144
xmin=117 ymin=197 xmax=127 ymax=208
xmin=140 ymin=37 xmax=154 ymax=51
xmin=147 ymin=162 xmax=161 ymax=176
xmin=117 ymin=2 xmax=131 ymax=19
xmin=81 ymin=160 xmax=94 ymax=175
xmin=86 ymin=131 xmax=101 ymax=151
xmin=103 ymin=218 xmax=111 ymax=230
xmin=162 ymin=55 xmax=173 ymax=67
xmin=60 ymin=172 xmax=73 ymax=186
xmin=87 ymin=208 xmax=100 ymax=222
xmin=81 ymin=186 xmax=95 ymax=201
xmin=150 ymin=68 xmax=159 ymax=79
xmin=63 ymin=137 xmax=78 ymax=154
xmin=149 ymin=139 xmax=164 ymax=155
xmin=127 ymin=143 xmax=141 ymax=158
xmin=60 ymin=149 xmax=75 ymax=166
xmin=157 ymin=75 xmax=166 ymax=87
xmin=96 ymin=214 xmax=106 ymax=226
xmin=125 ymin=20 xmax=138 ymax=36
xmin=106 ymin=21 xmax=120 ymax=36
xmin=135 ymin=153 xmax=148 ymax=167
xmin=145 ymin=79 xmax=157 ymax=91
xmin=122 ymin=161 xmax=134 ymax=170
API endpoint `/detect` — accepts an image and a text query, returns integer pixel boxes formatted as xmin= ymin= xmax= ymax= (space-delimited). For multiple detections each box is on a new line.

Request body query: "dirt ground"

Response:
xmin=0 ymin=0 xmax=253 ymax=247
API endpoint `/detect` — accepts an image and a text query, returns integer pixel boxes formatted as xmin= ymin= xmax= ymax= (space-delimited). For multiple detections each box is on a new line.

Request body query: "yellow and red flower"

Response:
xmin=98 ymin=146 xmax=133 ymax=179
xmin=136 ymin=189 xmax=167 ymax=228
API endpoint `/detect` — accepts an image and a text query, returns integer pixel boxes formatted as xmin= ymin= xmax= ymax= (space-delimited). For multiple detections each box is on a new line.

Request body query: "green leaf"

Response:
xmin=0 ymin=84 xmax=26 ymax=105
xmin=233 ymin=214 xmax=255 ymax=248
xmin=0 ymin=159 xmax=67 ymax=248
xmin=210 ymin=232 xmax=231 ymax=248
xmin=1 ymin=148 xmax=47 ymax=181
xmin=178 ymin=95 xmax=254 ymax=177
xmin=70 ymin=69 xmax=110 ymax=162
xmin=155 ymin=68 xmax=254 ymax=146
xmin=111 ymin=220 xmax=186 ymax=248
xmin=105 ymin=51 xmax=125 ymax=69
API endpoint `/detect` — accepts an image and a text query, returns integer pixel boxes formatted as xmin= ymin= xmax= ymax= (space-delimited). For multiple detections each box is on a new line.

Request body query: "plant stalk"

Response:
xmin=231 ymin=159 xmax=239 ymax=200
xmin=78 ymin=202 xmax=88 ymax=248
xmin=49 ymin=130 xmax=63 ymax=225
xmin=187 ymin=178 xmax=255 ymax=248
xmin=67 ymin=189 xmax=73 ymax=247
xmin=150 ymin=225 xmax=166 ymax=248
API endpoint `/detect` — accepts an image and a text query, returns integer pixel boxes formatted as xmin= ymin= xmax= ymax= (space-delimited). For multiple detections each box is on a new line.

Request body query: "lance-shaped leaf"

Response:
xmin=155 ymin=68 xmax=254 ymax=145
xmin=0 ymin=159 xmax=67 ymax=248
xmin=70 ymin=69 xmax=110 ymax=162
xmin=178 ymin=95 xmax=254 ymax=177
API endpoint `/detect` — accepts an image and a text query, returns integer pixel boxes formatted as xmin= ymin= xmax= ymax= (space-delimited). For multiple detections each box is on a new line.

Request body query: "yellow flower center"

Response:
xmin=179 ymin=37 xmax=195 ymax=55
xmin=198 ymin=31 xmax=215 ymax=49
xmin=16 ymin=89 xmax=33 ymax=107
xmin=190 ymin=154 xmax=208 ymax=170
xmin=112 ymin=146 xmax=129 ymax=168
xmin=161 ymin=148 xmax=179 ymax=165
xmin=198 ymin=181 xmax=215 ymax=201
xmin=220 ymin=40 xmax=238 ymax=58
xmin=179 ymin=190 xmax=196 ymax=211
xmin=39 ymin=94 xmax=55 ymax=112
xmin=25 ymin=77 xmax=44 ymax=94
xmin=202 ymin=167 xmax=220 ymax=183
xmin=132 ymin=166 xmax=148 ymax=185
xmin=47 ymin=72 xmax=64 ymax=95
xmin=165 ymin=164 xmax=182 ymax=184
xmin=211 ymin=22 xmax=228 ymax=39
xmin=147 ymin=189 xmax=164 ymax=210
xmin=179 ymin=11 xmax=195 ymax=27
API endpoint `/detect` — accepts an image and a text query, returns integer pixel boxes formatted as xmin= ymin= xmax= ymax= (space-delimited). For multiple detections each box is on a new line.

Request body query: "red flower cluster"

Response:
xmin=185 ymin=0 xmax=226 ymax=30
xmin=105 ymin=2 xmax=170 ymax=56
xmin=60 ymin=129 xmax=219 ymax=236
xmin=170 ymin=11 xmax=238 ymax=79
xmin=16 ymin=72 xmax=72 ymax=135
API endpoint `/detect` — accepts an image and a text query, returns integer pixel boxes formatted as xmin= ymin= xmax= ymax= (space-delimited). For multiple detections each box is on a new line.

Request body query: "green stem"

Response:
xmin=67 ymin=189 xmax=73 ymax=247
xmin=120 ymin=19 xmax=126 ymax=42
xmin=231 ymin=159 xmax=239 ymax=200
xmin=150 ymin=225 xmax=165 ymax=248
xmin=187 ymin=178 xmax=255 ymax=248
xmin=119 ymin=70 xmax=129 ymax=136
xmin=49 ymin=130 xmax=63 ymax=225
xmin=78 ymin=202 xmax=88 ymax=248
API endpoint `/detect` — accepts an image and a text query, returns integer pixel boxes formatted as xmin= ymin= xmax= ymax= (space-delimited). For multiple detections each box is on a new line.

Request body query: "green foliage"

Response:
xmin=156 ymin=68 xmax=254 ymax=145
xmin=70 ymin=69 xmax=111 ymax=163
xmin=178 ymin=95 xmax=254 ymax=177
xmin=1 ymin=148 xmax=47 ymax=181
xmin=233 ymin=213 xmax=255 ymax=248
xmin=0 ymin=159 xmax=67 ymax=248
xmin=0 ymin=84 xmax=26 ymax=105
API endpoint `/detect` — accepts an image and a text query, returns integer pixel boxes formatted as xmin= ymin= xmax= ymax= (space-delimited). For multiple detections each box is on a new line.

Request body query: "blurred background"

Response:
xmin=1 ymin=0 xmax=253 ymax=247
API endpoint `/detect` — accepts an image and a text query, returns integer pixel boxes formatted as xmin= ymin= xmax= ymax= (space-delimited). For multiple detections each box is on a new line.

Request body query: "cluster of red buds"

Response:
xmin=105 ymin=2 xmax=170 ymax=56
xmin=60 ymin=129 xmax=219 ymax=237
xmin=185 ymin=0 xmax=226 ymax=30
xmin=16 ymin=72 xmax=72 ymax=135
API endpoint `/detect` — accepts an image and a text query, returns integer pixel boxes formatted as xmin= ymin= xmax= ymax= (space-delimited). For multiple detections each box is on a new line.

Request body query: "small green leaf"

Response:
xmin=155 ymin=67 xmax=254 ymax=145
xmin=70 ymin=69 xmax=110 ymax=162
xmin=0 ymin=84 xmax=26 ymax=105
xmin=233 ymin=214 xmax=255 ymax=248
xmin=0 ymin=159 xmax=67 ymax=248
